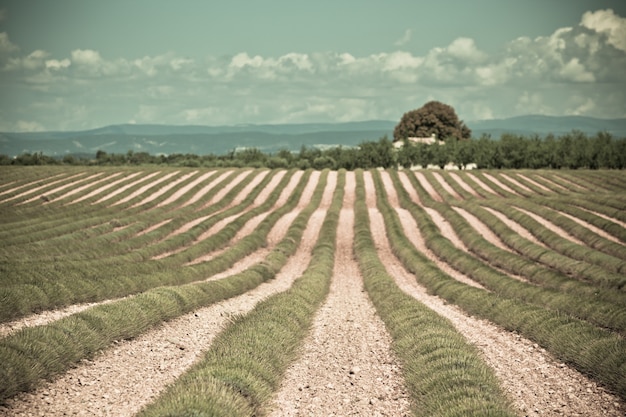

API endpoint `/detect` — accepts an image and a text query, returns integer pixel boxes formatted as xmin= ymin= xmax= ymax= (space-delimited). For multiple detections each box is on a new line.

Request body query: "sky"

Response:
xmin=1 ymin=0 xmax=626 ymax=132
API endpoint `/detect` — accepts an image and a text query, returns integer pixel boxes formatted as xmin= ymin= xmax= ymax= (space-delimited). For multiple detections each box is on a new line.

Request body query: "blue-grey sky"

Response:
xmin=1 ymin=0 xmax=625 ymax=131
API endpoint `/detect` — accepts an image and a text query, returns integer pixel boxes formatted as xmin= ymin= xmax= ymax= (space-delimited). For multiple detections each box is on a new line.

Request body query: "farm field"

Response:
xmin=0 ymin=165 xmax=625 ymax=416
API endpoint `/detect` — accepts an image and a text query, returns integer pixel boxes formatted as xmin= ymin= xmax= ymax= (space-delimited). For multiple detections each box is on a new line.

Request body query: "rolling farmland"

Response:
xmin=0 ymin=166 xmax=625 ymax=416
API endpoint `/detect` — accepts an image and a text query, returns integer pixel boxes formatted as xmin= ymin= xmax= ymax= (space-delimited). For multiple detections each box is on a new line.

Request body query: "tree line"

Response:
xmin=1 ymin=130 xmax=625 ymax=170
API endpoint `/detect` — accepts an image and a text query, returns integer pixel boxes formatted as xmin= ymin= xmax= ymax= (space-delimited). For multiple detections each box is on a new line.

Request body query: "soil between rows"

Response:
xmin=1 ymin=169 xmax=624 ymax=417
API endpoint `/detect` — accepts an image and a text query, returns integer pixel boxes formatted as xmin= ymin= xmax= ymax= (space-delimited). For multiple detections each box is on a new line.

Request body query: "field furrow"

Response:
xmin=270 ymin=171 xmax=411 ymax=416
xmin=0 ymin=181 xmax=330 ymax=416
xmin=367 ymin=174 xmax=624 ymax=417
xmin=0 ymin=166 xmax=624 ymax=416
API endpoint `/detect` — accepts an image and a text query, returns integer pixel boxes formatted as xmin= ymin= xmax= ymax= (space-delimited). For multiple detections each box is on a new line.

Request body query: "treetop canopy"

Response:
xmin=393 ymin=101 xmax=471 ymax=142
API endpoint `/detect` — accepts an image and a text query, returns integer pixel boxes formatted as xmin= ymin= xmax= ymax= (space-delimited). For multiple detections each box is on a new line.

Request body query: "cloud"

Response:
xmin=45 ymin=58 xmax=71 ymax=70
xmin=1 ymin=9 xmax=626 ymax=131
xmin=16 ymin=120 xmax=45 ymax=132
xmin=559 ymin=58 xmax=594 ymax=82
xmin=71 ymin=49 xmax=102 ymax=66
xmin=446 ymin=37 xmax=487 ymax=62
xmin=581 ymin=9 xmax=626 ymax=52
xmin=4 ymin=49 xmax=49 ymax=71
xmin=0 ymin=32 xmax=18 ymax=55
xmin=394 ymin=29 xmax=412 ymax=46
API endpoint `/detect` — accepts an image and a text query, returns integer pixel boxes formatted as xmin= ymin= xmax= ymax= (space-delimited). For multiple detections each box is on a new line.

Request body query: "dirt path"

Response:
xmin=21 ymin=173 xmax=105 ymax=205
xmin=0 ymin=176 xmax=330 ymax=417
xmin=156 ymin=171 xmax=216 ymax=208
xmin=187 ymin=170 xmax=317 ymax=266
xmin=94 ymin=172 xmax=162 ymax=204
xmin=423 ymin=206 xmax=469 ymax=251
xmin=228 ymin=171 xmax=304 ymax=241
xmin=0 ymin=299 xmax=122 ymax=339
xmin=499 ymin=173 xmax=535 ymax=194
xmin=204 ymin=172 xmax=336 ymax=280
xmin=452 ymin=206 xmax=514 ymax=253
xmin=448 ymin=171 xmax=482 ymax=198
xmin=548 ymin=208 xmax=623 ymax=245
xmin=464 ymin=172 xmax=500 ymax=196
xmin=0 ymin=173 xmax=66 ymax=198
xmin=379 ymin=171 xmax=485 ymax=290
xmin=130 ymin=171 xmax=198 ymax=208
xmin=179 ymin=170 xmax=233 ymax=208
xmin=432 ymin=171 xmax=463 ymax=200
xmin=514 ymin=173 xmax=554 ymax=193
xmin=482 ymin=172 xmax=522 ymax=196
xmin=69 ymin=172 xmax=143 ymax=205
xmin=0 ymin=172 xmax=316 ymax=345
xmin=481 ymin=206 xmax=547 ymax=248
xmin=269 ymin=171 xmax=411 ymax=417
xmin=49 ymin=173 xmax=122 ymax=203
xmin=514 ymin=206 xmax=585 ymax=246
xmin=366 ymin=174 xmax=626 ymax=417
xmin=198 ymin=169 xmax=253 ymax=209
xmin=1 ymin=172 xmax=87 ymax=204
xmin=111 ymin=172 xmax=180 ymax=207
xmin=413 ymin=171 xmax=443 ymax=202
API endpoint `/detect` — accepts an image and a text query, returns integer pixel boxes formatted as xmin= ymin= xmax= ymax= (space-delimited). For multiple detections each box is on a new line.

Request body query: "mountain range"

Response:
xmin=1 ymin=115 xmax=625 ymax=158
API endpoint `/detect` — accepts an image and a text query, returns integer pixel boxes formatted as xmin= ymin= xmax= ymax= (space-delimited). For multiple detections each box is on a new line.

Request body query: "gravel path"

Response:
xmin=269 ymin=171 xmax=411 ymax=417
xmin=366 ymin=173 xmax=626 ymax=417
xmin=513 ymin=206 xmax=585 ymax=245
xmin=464 ymin=172 xmax=500 ymax=196
xmin=2 ymin=169 xmax=624 ymax=417
xmin=482 ymin=172 xmax=522 ymax=196
xmin=413 ymin=171 xmax=443 ymax=202
xmin=431 ymin=171 xmax=463 ymax=200
xmin=0 ymin=174 xmax=332 ymax=417
xmin=379 ymin=171 xmax=486 ymax=290
xmin=69 ymin=172 xmax=143 ymax=205
xmin=448 ymin=172 xmax=482 ymax=198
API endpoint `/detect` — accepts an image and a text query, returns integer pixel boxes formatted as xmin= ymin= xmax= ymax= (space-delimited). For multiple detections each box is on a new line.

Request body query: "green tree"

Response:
xmin=453 ymin=139 xmax=475 ymax=169
xmin=357 ymin=137 xmax=396 ymax=169
xmin=393 ymin=101 xmax=471 ymax=143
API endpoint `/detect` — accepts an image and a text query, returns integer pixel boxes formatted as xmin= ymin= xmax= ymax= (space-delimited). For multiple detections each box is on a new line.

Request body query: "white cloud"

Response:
xmin=446 ymin=37 xmax=487 ymax=62
xmin=278 ymin=53 xmax=313 ymax=72
xmin=559 ymin=58 xmax=595 ymax=82
xmin=182 ymin=107 xmax=219 ymax=122
xmin=4 ymin=49 xmax=49 ymax=71
xmin=45 ymin=58 xmax=71 ymax=70
xmin=16 ymin=120 xmax=45 ymax=132
xmin=394 ymin=29 xmax=412 ymax=46
xmin=2 ymin=9 xmax=626 ymax=130
xmin=515 ymin=91 xmax=553 ymax=115
xmin=0 ymin=32 xmax=18 ymax=54
xmin=567 ymin=96 xmax=596 ymax=115
xmin=71 ymin=49 xmax=102 ymax=66
xmin=230 ymin=52 xmax=264 ymax=69
xmin=170 ymin=57 xmax=194 ymax=71
xmin=581 ymin=9 xmax=626 ymax=52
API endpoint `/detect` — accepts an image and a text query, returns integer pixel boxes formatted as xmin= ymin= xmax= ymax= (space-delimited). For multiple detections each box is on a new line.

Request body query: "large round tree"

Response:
xmin=393 ymin=101 xmax=471 ymax=142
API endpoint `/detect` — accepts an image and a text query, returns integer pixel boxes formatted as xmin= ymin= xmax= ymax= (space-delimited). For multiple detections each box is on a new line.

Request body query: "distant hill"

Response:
xmin=1 ymin=116 xmax=625 ymax=158
xmin=469 ymin=115 xmax=626 ymax=138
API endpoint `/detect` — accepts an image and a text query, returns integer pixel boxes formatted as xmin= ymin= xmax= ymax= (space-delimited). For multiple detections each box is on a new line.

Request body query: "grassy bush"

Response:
xmin=0 ymin=169 xmax=297 ymax=322
xmin=377 ymin=170 xmax=626 ymax=401
xmin=137 ymin=171 xmax=344 ymax=416
xmin=393 ymin=171 xmax=626 ymax=332
xmin=0 ymin=170 xmax=330 ymax=403
xmin=355 ymin=170 xmax=516 ymax=417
